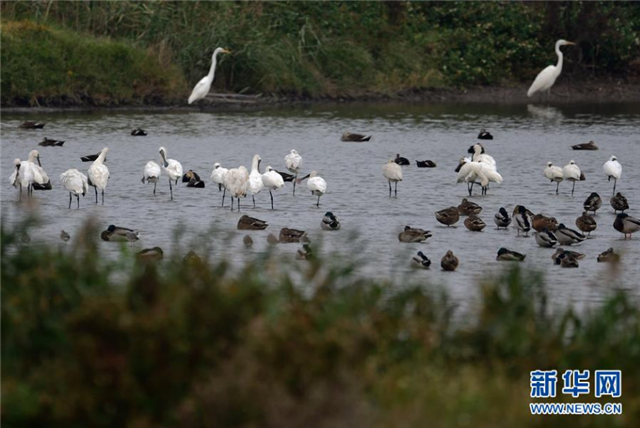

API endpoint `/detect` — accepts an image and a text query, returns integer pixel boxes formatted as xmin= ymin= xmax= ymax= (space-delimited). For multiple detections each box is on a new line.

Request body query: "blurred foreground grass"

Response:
xmin=2 ymin=218 xmax=639 ymax=427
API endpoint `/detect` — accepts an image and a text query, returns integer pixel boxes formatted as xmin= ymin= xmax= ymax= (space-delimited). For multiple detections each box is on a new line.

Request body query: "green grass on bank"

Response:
xmin=0 ymin=20 xmax=186 ymax=106
xmin=1 ymin=1 xmax=640 ymax=106
xmin=2 ymin=218 xmax=639 ymax=427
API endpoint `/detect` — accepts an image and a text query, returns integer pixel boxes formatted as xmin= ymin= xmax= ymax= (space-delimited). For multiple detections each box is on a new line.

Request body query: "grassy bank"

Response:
xmin=1 ymin=1 xmax=640 ymax=106
xmin=2 ymin=219 xmax=639 ymax=427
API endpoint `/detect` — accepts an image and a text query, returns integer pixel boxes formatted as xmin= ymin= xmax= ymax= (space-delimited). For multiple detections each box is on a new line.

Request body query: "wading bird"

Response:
xmin=544 ymin=162 xmax=564 ymax=194
xmin=261 ymin=166 xmax=285 ymax=210
xmin=188 ymin=47 xmax=231 ymax=105
xmin=527 ymin=39 xmax=575 ymax=97
xmin=142 ymin=161 xmax=161 ymax=195
xmin=383 ymin=159 xmax=403 ymax=197
xmin=248 ymin=154 xmax=264 ymax=208
xmin=88 ymin=147 xmax=110 ymax=204
xmin=285 ymin=149 xmax=303 ymax=195
xmin=299 ymin=171 xmax=327 ymax=207
xmin=60 ymin=168 xmax=89 ymax=209
xmin=224 ymin=166 xmax=249 ymax=211
xmin=562 ymin=160 xmax=583 ymax=197
xmin=603 ymin=155 xmax=622 ymax=195
xmin=210 ymin=162 xmax=228 ymax=192
xmin=158 ymin=147 xmax=183 ymax=201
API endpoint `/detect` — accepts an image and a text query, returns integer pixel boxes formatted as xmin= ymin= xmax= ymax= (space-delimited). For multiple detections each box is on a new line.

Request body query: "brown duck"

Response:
xmin=398 ymin=226 xmax=432 ymax=243
xmin=532 ymin=214 xmax=559 ymax=232
xmin=279 ymin=228 xmax=308 ymax=243
xmin=575 ymin=211 xmax=597 ymax=235
xmin=610 ymin=193 xmax=629 ymax=213
xmin=441 ymin=250 xmax=459 ymax=272
xmin=571 ymin=141 xmax=598 ymax=150
xmin=458 ymin=198 xmax=482 ymax=216
xmin=237 ymin=215 xmax=268 ymax=230
xmin=435 ymin=207 xmax=460 ymax=227
xmin=464 ymin=215 xmax=486 ymax=232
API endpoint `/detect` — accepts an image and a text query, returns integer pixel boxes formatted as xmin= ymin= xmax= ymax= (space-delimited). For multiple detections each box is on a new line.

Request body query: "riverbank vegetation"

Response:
xmin=2 ymin=1 xmax=640 ymax=105
xmin=2 ymin=219 xmax=639 ymax=427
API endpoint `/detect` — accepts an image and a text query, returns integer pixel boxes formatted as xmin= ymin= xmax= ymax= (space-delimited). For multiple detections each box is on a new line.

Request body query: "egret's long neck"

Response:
xmin=251 ymin=157 xmax=260 ymax=173
xmin=555 ymin=43 xmax=564 ymax=73
xmin=28 ymin=152 xmax=37 ymax=162
xmin=97 ymin=150 xmax=107 ymax=163
xmin=208 ymin=51 xmax=219 ymax=80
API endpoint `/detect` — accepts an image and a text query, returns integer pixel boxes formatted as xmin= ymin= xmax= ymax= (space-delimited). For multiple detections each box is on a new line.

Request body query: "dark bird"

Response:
xmin=101 ymin=225 xmax=139 ymax=242
xmin=496 ymin=248 xmax=526 ymax=261
xmin=267 ymin=233 xmax=279 ymax=246
xmin=494 ymin=207 xmax=511 ymax=229
xmin=399 ymin=226 xmax=432 ymax=243
xmin=557 ymin=252 xmax=580 ymax=268
xmin=441 ymin=250 xmax=459 ymax=272
xmin=435 ymin=207 xmax=460 ymax=227
xmin=583 ymin=192 xmax=602 ymax=215
xmin=187 ymin=177 xmax=205 ymax=188
xmin=571 ymin=141 xmax=598 ymax=150
xmin=341 ymin=132 xmax=371 ymax=142
xmin=575 ymin=212 xmax=597 ymax=235
xmin=534 ymin=229 xmax=558 ymax=248
xmin=137 ymin=247 xmax=163 ymax=261
xmin=613 ymin=213 xmax=640 ymax=239
xmin=131 ymin=128 xmax=147 ymax=136
xmin=532 ymin=214 xmax=559 ymax=232
xmin=60 ymin=230 xmax=70 ymax=243
xmin=416 ymin=160 xmax=437 ymax=168
xmin=296 ymin=243 xmax=314 ymax=260
xmin=237 ymin=215 xmax=268 ymax=230
xmin=275 ymin=169 xmax=295 ymax=182
xmin=555 ymin=223 xmax=586 ymax=246
xmin=394 ymin=154 xmax=410 ymax=166
xmin=552 ymin=248 xmax=585 ymax=264
xmin=182 ymin=170 xmax=202 ymax=183
xmin=515 ymin=205 xmax=532 ymax=236
xmin=597 ymin=248 xmax=620 ymax=263
xmin=279 ymin=228 xmax=308 ymax=243
xmin=610 ymin=193 xmax=629 ymax=213
xmin=477 ymin=129 xmax=493 ymax=140
xmin=411 ymin=251 xmax=431 ymax=269
xmin=464 ymin=215 xmax=486 ymax=232
xmin=32 ymin=181 xmax=53 ymax=191
xmin=321 ymin=212 xmax=341 ymax=231
xmin=243 ymin=235 xmax=254 ymax=248
xmin=80 ymin=152 xmax=105 ymax=162
xmin=38 ymin=137 xmax=64 ymax=147
xmin=19 ymin=121 xmax=45 ymax=129
xmin=458 ymin=198 xmax=482 ymax=216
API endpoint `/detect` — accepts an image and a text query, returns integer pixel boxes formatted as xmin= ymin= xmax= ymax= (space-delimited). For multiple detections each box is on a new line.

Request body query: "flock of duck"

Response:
xmin=9 ymin=120 xmax=639 ymax=269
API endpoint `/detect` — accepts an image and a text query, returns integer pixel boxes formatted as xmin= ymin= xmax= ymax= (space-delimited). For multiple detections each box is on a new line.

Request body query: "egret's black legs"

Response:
xmin=169 ymin=179 xmax=174 ymax=201
xmin=388 ymin=181 xmax=392 ymax=197
xmin=293 ymin=177 xmax=297 ymax=196
xmin=571 ymin=181 xmax=575 ymax=197
xmin=153 ymin=182 xmax=157 ymax=195
xmin=218 ymin=183 xmax=222 ymax=192
xmin=238 ymin=198 xmax=241 ymax=212
xmin=69 ymin=192 xmax=72 ymax=209
xmin=230 ymin=197 xmax=234 ymax=211
xmin=94 ymin=186 xmax=98 ymax=203
xmin=101 ymin=190 xmax=104 ymax=205
xmin=555 ymin=182 xmax=560 ymax=195
xmin=613 ymin=179 xmax=617 ymax=195
xmin=221 ymin=188 xmax=226 ymax=207
xmin=270 ymin=190 xmax=274 ymax=210
xmin=316 ymin=195 xmax=320 ymax=207
xmin=252 ymin=195 xmax=256 ymax=208
xmin=394 ymin=182 xmax=398 ymax=197
xmin=19 ymin=185 xmax=22 ymax=202
xmin=76 ymin=194 xmax=80 ymax=209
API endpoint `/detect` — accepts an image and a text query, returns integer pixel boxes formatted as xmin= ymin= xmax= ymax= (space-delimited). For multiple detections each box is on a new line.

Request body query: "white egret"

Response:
xmin=248 ymin=154 xmax=264 ymax=208
xmin=10 ymin=158 xmax=32 ymax=201
xmin=544 ymin=162 xmax=564 ymax=194
xmin=469 ymin=144 xmax=496 ymax=167
xmin=88 ymin=147 xmax=110 ymax=204
xmin=188 ymin=47 xmax=231 ymax=105
xmin=527 ymin=39 xmax=575 ymax=97
xmin=26 ymin=149 xmax=50 ymax=189
xmin=158 ymin=147 xmax=183 ymax=201
xmin=284 ymin=149 xmax=303 ymax=195
xmin=456 ymin=159 xmax=502 ymax=196
xmin=60 ymin=169 xmax=89 ymax=209
xmin=223 ymin=166 xmax=249 ymax=211
xmin=141 ymin=160 xmax=161 ymax=195
xmin=210 ymin=162 xmax=228 ymax=191
xmin=299 ymin=171 xmax=327 ymax=207
xmin=562 ymin=160 xmax=583 ymax=197
xmin=603 ymin=155 xmax=622 ymax=195
xmin=262 ymin=166 xmax=285 ymax=210
xmin=383 ymin=159 xmax=403 ymax=197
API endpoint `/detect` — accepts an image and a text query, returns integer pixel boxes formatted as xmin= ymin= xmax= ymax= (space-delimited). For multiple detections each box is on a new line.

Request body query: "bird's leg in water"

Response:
xmin=221 ymin=188 xmax=226 ymax=207
xmin=76 ymin=194 xmax=80 ymax=209
xmin=556 ymin=182 xmax=560 ymax=195
xmin=169 ymin=179 xmax=173 ymax=201
xmin=101 ymin=190 xmax=104 ymax=205
xmin=94 ymin=186 xmax=98 ymax=203
xmin=270 ymin=190 xmax=274 ymax=210
xmin=19 ymin=185 xmax=22 ymax=202
xmin=252 ymin=195 xmax=256 ymax=209
xmin=69 ymin=192 xmax=72 ymax=209
xmin=238 ymin=198 xmax=241 ymax=212
xmin=394 ymin=182 xmax=398 ymax=197
xmin=153 ymin=182 xmax=157 ymax=195
xmin=388 ymin=181 xmax=392 ymax=197
xmin=613 ymin=179 xmax=617 ymax=195
xmin=293 ymin=177 xmax=297 ymax=196
xmin=571 ymin=181 xmax=575 ymax=197
xmin=317 ymin=195 xmax=320 ymax=207
xmin=230 ymin=197 xmax=234 ymax=212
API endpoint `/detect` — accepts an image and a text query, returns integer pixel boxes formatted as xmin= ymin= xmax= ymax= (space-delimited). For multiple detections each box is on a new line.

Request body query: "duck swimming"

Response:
xmin=131 ymin=128 xmax=148 ymax=136
xmin=341 ymin=132 xmax=371 ymax=142
xmin=458 ymin=198 xmax=482 ymax=216
xmin=237 ymin=215 xmax=268 ymax=230
xmin=441 ymin=250 xmax=459 ymax=272
xmin=243 ymin=235 xmax=254 ymax=248
xmin=412 ymin=251 xmax=431 ymax=269
xmin=279 ymin=228 xmax=308 ymax=243
xmin=610 ymin=193 xmax=629 ymax=213
xmin=464 ymin=215 xmax=486 ymax=232
xmin=182 ymin=170 xmax=202 ymax=183
xmin=267 ymin=233 xmax=279 ymax=246
xmin=575 ymin=212 xmax=597 ymax=235
xmin=597 ymin=248 xmax=620 ymax=263
xmin=613 ymin=213 xmax=640 ymax=239
xmin=496 ymin=248 xmax=526 ymax=261
xmin=137 ymin=247 xmax=163 ymax=261
xmin=557 ymin=252 xmax=580 ymax=268
xmin=583 ymin=192 xmax=602 ymax=215
xmin=101 ymin=225 xmax=139 ymax=242
xmin=394 ymin=154 xmax=410 ymax=166
xmin=435 ymin=207 xmax=460 ymax=227
xmin=555 ymin=224 xmax=586 ymax=246
xmin=38 ymin=137 xmax=65 ymax=147
xmin=19 ymin=121 xmax=45 ymax=129
xmin=494 ymin=207 xmax=511 ymax=229
xmin=416 ymin=160 xmax=437 ymax=168
xmin=398 ymin=226 xmax=432 ymax=243
xmin=296 ymin=243 xmax=314 ymax=260
xmin=321 ymin=212 xmax=341 ymax=231
xmin=477 ymin=129 xmax=493 ymax=140
xmin=80 ymin=152 xmax=105 ymax=162
xmin=552 ymin=248 xmax=585 ymax=264
xmin=571 ymin=141 xmax=598 ymax=150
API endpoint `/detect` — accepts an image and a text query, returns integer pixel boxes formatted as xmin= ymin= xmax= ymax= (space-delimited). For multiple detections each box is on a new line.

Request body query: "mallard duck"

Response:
xmin=494 ymin=207 xmax=511 ymax=229
xmin=237 ymin=215 xmax=268 ymax=230
xmin=341 ymin=132 xmax=371 ymax=142
xmin=101 ymin=225 xmax=139 ymax=242
xmin=597 ymin=248 xmax=620 ymax=263
xmin=296 ymin=243 xmax=313 ymax=260
xmin=60 ymin=230 xmax=70 ymax=243
xmin=534 ymin=229 xmax=558 ymax=248
xmin=477 ymin=129 xmax=493 ymax=140
xmin=532 ymin=214 xmax=559 ymax=232
xmin=279 ymin=228 xmax=307 ymax=243
xmin=243 ymin=235 xmax=254 ymax=248
xmin=458 ymin=198 xmax=482 ymax=216
xmin=267 ymin=233 xmax=279 ymax=246
xmin=137 ymin=247 xmax=163 ymax=261
xmin=555 ymin=224 xmax=586 ymax=246
xmin=19 ymin=121 xmax=45 ymax=129
xmin=131 ymin=128 xmax=147 ymax=136
xmin=321 ymin=212 xmax=341 ymax=231
xmin=435 ymin=207 xmax=460 ymax=227
xmin=416 ymin=160 xmax=437 ymax=168
xmin=497 ymin=247 xmax=526 ymax=261
xmin=575 ymin=212 xmax=597 ymax=235
xmin=614 ymin=213 xmax=640 ymax=239
xmin=441 ymin=250 xmax=459 ymax=272
xmin=552 ymin=248 xmax=585 ymax=264
xmin=583 ymin=192 xmax=602 ymax=214
xmin=610 ymin=193 xmax=629 ymax=213
xmin=394 ymin=154 xmax=410 ymax=166
xmin=38 ymin=137 xmax=64 ymax=147
xmin=558 ymin=252 xmax=580 ymax=268
xmin=514 ymin=205 xmax=532 ymax=237
xmin=398 ymin=226 xmax=432 ymax=243
xmin=80 ymin=152 xmax=104 ymax=162
xmin=464 ymin=215 xmax=486 ymax=232
xmin=571 ymin=141 xmax=598 ymax=150
xmin=411 ymin=251 xmax=431 ymax=269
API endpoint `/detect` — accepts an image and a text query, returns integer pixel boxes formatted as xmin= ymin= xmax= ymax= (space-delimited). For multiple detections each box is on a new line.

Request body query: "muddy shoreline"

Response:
xmin=3 ymin=81 xmax=639 ymax=114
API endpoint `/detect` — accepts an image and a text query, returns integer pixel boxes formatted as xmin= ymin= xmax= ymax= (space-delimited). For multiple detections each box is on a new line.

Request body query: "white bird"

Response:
xmin=223 ymin=166 xmax=249 ymax=211
xmin=188 ymin=47 xmax=231 ymax=105
xmin=470 ymin=144 xmax=496 ymax=167
xmin=60 ymin=169 xmax=89 ymax=209
xmin=248 ymin=154 xmax=264 ymax=208
xmin=158 ymin=147 xmax=183 ymax=200
xmin=284 ymin=149 xmax=303 ymax=195
xmin=527 ymin=39 xmax=575 ymax=97
xmin=262 ymin=166 xmax=285 ymax=210
xmin=9 ymin=158 xmax=33 ymax=201
xmin=141 ymin=160 xmax=161 ymax=195
xmin=87 ymin=147 xmax=110 ymax=204
xmin=603 ymin=155 xmax=622 ymax=195
xmin=26 ymin=149 xmax=50 ymax=191
xmin=299 ymin=171 xmax=327 ymax=207
xmin=457 ymin=159 xmax=502 ymax=196
xmin=544 ymin=162 xmax=564 ymax=194
xmin=562 ymin=160 xmax=583 ymax=197
xmin=210 ymin=162 xmax=228 ymax=192
xmin=383 ymin=159 xmax=403 ymax=197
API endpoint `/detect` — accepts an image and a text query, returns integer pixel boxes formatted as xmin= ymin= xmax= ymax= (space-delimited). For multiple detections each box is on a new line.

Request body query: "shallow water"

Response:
xmin=2 ymin=102 xmax=640 ymax=311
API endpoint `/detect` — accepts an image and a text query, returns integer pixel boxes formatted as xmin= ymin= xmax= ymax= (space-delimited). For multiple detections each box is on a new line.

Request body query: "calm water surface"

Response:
xmin=2 ymin=102 xmax=640 ymax=311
